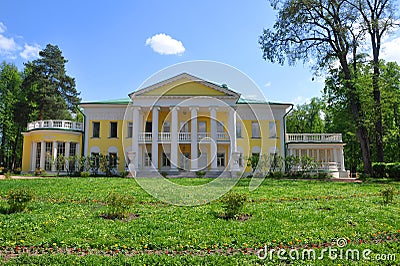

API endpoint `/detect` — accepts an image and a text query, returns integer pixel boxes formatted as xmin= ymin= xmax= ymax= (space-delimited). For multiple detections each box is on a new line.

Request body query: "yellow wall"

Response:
xmin=21 ymin=130 xmax=83 ymax=172
xmin=142 ymin=79 xmax=226 ymax=96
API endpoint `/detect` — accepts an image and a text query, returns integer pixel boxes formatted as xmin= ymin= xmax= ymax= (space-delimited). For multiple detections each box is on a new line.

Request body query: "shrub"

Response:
xmin=160 ymin=171 xmax=168 ymax=178
xmin=380 ymin=186 xmax=396 ymax=204
xmin=195 ymin=171 xmax=206 ymax=178
xmin=4 ymin=171 xmax=12 ymax=179
xmin=220 ymin=192 xmax=247 ymax=219
xmin=34 ymin=168 xmax=46 ymax=177
xmin=372 ymin=162 xmax=386 ymax=178
xmin=7 ymin=188 xmax=35 ymax=213
xmin=80 ymin=171 xmax=91 ymax=177
xmin=104 ymin=192 xmax=135 ymax=219
xmin=120 ymin=171 xmax=129 ymax=178
xmin=13 ymin=167 xmax=21 ymax=174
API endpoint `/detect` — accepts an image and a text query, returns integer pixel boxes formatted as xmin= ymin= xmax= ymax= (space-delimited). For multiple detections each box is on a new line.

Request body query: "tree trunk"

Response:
xmin=342 ymin=61 xmax=373 ymax=175
xmin=372 ymin=68 xmax=384 ymax=162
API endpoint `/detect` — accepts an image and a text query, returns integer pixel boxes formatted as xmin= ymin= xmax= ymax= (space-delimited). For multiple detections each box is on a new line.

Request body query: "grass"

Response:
xmin=0 ymin=177 xmax=399 ymax=265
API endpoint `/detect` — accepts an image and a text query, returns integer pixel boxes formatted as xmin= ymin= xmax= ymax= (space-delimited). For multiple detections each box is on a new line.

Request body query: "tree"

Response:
xmin=286 ymin=97 xmax=326 ymax=133
xmin=350 ymin=0 xmax=399 ymax=162
xmin=259 ymin=0 xmax=373 ymax=175
xmin=0 ymin=62 xmax=26 ymax=169
xmin=22 ymin=44 xmax=81 ymax=120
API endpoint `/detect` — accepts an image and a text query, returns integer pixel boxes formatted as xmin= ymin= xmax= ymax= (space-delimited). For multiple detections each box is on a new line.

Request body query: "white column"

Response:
xmin=65 ymin=142 xmax=70 ymax=171
xmin=339 ymin=147 xmax=345 ymax=171
xmin=190 ymin=107 xmax=198 ymax=171
xmin=132 ymin=107 xmax=140 ymax=170
xmin=210 ymin=107 xmax=218 ymax=170
xmin=52 ymin=141 xmax=58 ymax=171
xmin=316 ymin=149 xmax=320 ymax=162
xmin=170 ymin=106 xmax=179 ymax=171
xmin=31 ymin=142 xmax=37 ymax=171
xmin=228 ymin=108 xmax=237 ymax=170
xmin=333 ymin=148 xmax=338 ymax=168
xmin=40 ymin=141 xmax=46 ymax=169
xmin=151 ymin=106 xmax=160 ymax=170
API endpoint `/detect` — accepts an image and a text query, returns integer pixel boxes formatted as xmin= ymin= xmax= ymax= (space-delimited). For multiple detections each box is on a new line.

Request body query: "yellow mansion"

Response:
xmin=21 ymin=73 xmax=346 ymax=177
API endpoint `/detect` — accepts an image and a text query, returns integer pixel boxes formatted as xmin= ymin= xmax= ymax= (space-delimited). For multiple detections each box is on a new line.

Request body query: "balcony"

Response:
xmin=138 ymin=132 xmax=230 ymax=143
xmin=286 ymin=133 xmax=342 ymax=143
xmin=27 ymin=120 xmax=84 ymax=132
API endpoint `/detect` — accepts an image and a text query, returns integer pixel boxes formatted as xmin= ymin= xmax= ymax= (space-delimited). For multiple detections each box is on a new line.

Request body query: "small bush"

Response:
xmin=120 ymin=171 xmax=130 ymax=178
xmin=4 ymin=171 xmax=12 ymax=179
xmin=7 ymin=188 xmax=35 ymax=213
xmin=80 ymin=171 xmax=91 ymax=177
xmin=372 ymin=162 xmax=387 ymax=178
xmin=13 ymin=167 xmax=21 ymax=174
xmin=221 ymin=192 xmax=247 ymax=219
xmin=34 ymin=168 xmax=46 ymax=177
xmin=160 ymin=171 xmax=168 ymax=178
xmin=104 ymin=192 xmax=135 ymax=219
xmin=381 ymin=186 xmax=396 ymax=204
xmin=195 ymin=171 xmax=206 ymax=178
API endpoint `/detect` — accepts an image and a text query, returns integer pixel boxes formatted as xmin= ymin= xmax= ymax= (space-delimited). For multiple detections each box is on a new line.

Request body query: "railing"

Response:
xmin=217 ymin=132 xmax=229 ymax=142
xmin=158 ymin=132 xmax=171 ymax=141
xmin=198 ymin=132 xmax=210 ymax=140
xmin=138 ymin=132 xmax=230 ymax=142
xmin=179 ymin=132 xmax=191 ymax=142
xmin=27 ymin=120 xmax=84 ymax=132
xmin=139 ymin=132 xmax=153 ymax=142
xmin=286 ymin=133 xmax=342 ymax=143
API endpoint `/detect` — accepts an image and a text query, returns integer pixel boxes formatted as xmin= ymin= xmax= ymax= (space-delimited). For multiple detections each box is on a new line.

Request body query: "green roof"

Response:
xmin=81 ymin=97 xmax=292 ymax=106
xmin=80 ymin=98 xmax=131 ymax=105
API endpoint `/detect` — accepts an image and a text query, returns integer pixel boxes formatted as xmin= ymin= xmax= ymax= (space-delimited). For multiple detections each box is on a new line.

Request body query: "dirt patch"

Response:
xmin=99 ymin=213 xmax=139 ymax=222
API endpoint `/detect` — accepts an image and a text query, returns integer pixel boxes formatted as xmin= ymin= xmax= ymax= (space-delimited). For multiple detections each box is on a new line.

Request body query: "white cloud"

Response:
xmin=20 ymin=43 xmax=41 ymax=60
xmin=381 ymin=36 xmax=400 ymax=63
xmin=0 ymin=22 xmax=6 ymax=33
xmin=145 ymin=33 xmax=185 ymax=55
xmin=0 ymin=34 xmax=19 ymax=57
xmin=264 ymin=81 xmax=272 ymax=87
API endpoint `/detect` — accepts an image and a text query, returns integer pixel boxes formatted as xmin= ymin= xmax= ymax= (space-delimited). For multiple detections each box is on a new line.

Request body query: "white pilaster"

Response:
xmin=190 ymin=107 xmax=198 ymax=171
xmin=210 ymin=107 xmax=218 ymax=170
xmin=65 ymin=142 xmax=70 ymax=171
xmin=132 ymin=107 xmax=140 ymax=170
xmin=151 ymin=106 xmax=160 ymax=170
xmin=40 ymin=141 xmax=45 ymax=169
xmin=340 ymin=147 xmax=345 ymax=171
xmin=333 ymin=148 xmax=338 ymax=168
xmin=31 ymin=142 xmax=37 ymax=171
xmin=228 ymin=108 xmax=237 ymax=170
xmin=170 ymin=106 xmax=179 ymax=171
xmin=52 ymin=141 xmax=58 ymax=171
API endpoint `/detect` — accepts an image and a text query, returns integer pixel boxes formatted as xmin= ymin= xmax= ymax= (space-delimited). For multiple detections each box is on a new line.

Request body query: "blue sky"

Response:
xmin=1 ymin=0 xmax=399 ymax=105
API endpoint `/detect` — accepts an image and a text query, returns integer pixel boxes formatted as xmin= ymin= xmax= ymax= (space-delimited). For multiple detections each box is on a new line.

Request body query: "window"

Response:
xmin=217 ymin=153 xmax=225 ymax=167
xmin=161 ymin=153 xmax=171 ymax=167
xmin=45 ymin=142 xmax=53 ymax=170
xmin=198 ymin=121 xmax=206 ymax=132
xmin=238 ymin=153 xmax=244 ymax=167
xmin=91 ymin=152 xmax=100 ymax=168
xmin=180 ymin=121 xmax=190 ymax=132
xmin=162 ymin=121 xmax=170 ymax=132
xmin=144 ymin=153 xmax=152 ymax=167
xmin=252 ymin=121 xmax=260 ymax=138
xmin=57 ymin=142 xmax=65 ymax=156
xmin=127 ymin=122 xmax=133 ymax=138
xmin=109 ymin=152 xmax=118 ymax=168
xmin=145 ymin=122 xmax=152 ymax=132
xmin=110 ymin=122 xmax=118 ymax=138
xmin=69 ymin=143 xmax=77 ymax=157
xmin=35 ymin=142 xmax=41 ymax=168
xmin=269 ymin=121 xmax=277 ymax=138
xmin=236 ymin=122 xmax=242 ymax=138
xmin=217 ymin=121 xmax=225 ymax=133
xmin=92 ymin=122 xmax=100 ymax=138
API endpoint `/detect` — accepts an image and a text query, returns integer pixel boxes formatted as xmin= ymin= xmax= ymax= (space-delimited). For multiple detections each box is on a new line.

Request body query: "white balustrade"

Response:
xmin=286 ymin=133 xmax=342 ymax=143
xmin=27 ymin=120 xmax=84 ymax=131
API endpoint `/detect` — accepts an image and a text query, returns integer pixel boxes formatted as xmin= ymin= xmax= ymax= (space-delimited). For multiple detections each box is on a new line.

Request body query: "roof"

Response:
xmin=80 ymin=98 xmax=131 ymax=105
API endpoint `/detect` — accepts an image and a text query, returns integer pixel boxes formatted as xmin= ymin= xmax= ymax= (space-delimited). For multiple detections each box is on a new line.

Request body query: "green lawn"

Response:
xmin=0 ymin=177 xmax=399 ymax=265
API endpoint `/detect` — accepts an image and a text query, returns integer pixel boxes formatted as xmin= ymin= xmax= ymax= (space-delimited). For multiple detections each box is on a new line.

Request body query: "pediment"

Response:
xmin=129 ymin=73 xmax=240 ymax=99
